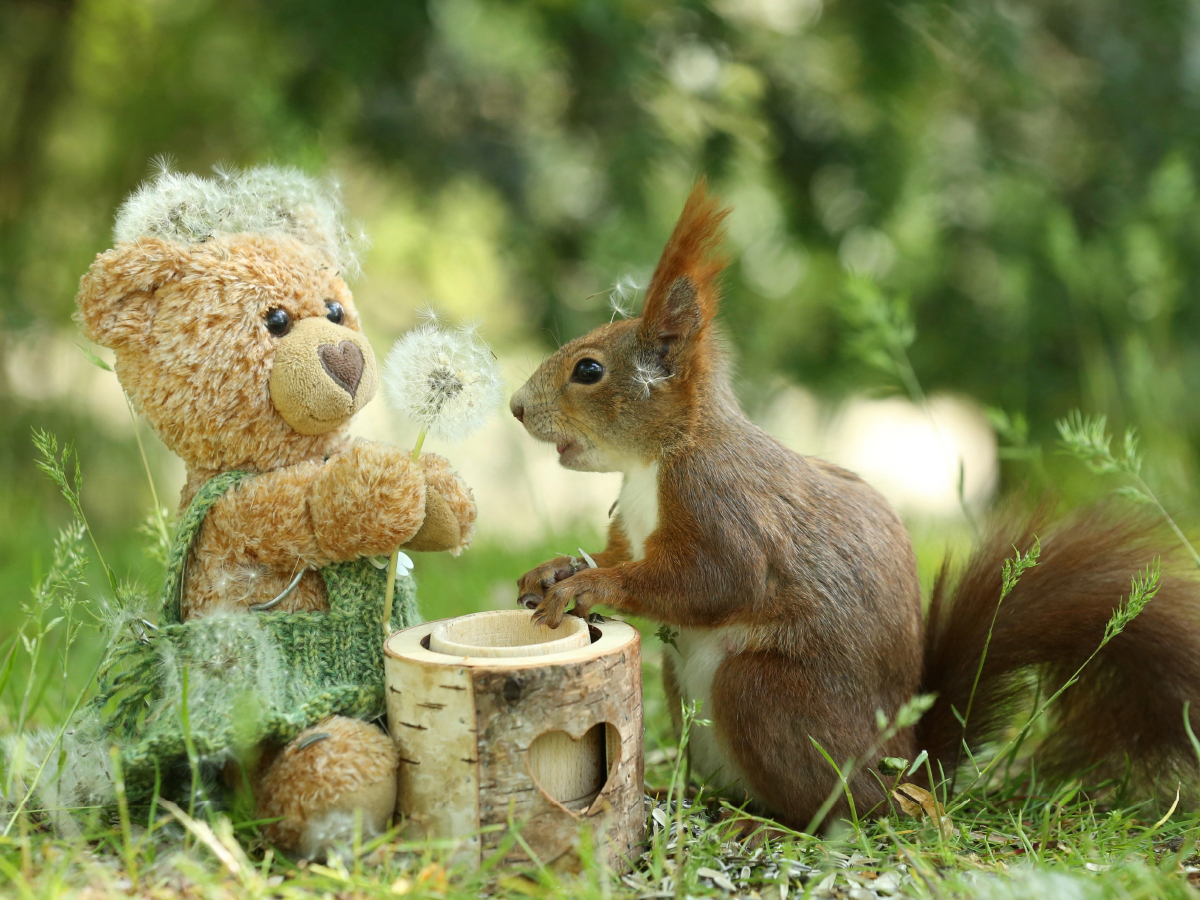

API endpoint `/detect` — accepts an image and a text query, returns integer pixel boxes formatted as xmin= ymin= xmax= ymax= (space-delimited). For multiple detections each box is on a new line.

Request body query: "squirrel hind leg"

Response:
xmin=709 ymin=652 xmax=912 ymax=829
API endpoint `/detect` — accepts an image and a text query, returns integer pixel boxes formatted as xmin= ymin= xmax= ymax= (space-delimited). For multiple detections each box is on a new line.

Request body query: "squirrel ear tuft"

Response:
xmin=639 ymin=178 xmax=730 ymax=346
xmin=75 ymin=238 xmax=188 ymax=350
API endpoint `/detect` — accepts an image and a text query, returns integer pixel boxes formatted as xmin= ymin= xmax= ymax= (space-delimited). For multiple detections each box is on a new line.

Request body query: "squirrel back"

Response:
xmin=512 ymin=180 xmax=1200 ymax=826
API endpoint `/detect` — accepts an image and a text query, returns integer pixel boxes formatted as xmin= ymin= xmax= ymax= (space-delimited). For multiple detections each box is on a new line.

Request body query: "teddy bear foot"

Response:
xmin=255 ymin=716 xmax=398 ymax=860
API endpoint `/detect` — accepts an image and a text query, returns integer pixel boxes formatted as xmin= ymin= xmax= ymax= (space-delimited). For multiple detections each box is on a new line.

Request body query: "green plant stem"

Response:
xmin=179 ymin=665 xmax=201 ymax=831
xmin=383 ymin=427 xmax=429 ymax=636
xmin=954 ymin=542 xmax=1039 ymax=790
xmin=950 ymin=635 xmax=1114 ymax=811
xmin=1135 ymin=474 xmax=1200 ymax=570
xmin=127 ymin=398 xmax=169 ymax=550
xmin=110 ymin=746 xmax=138 ymax=888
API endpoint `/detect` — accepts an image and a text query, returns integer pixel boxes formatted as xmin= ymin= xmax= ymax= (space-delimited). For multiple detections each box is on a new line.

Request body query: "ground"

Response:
xmin=3 ymin=529 xmax=1200 ymax=900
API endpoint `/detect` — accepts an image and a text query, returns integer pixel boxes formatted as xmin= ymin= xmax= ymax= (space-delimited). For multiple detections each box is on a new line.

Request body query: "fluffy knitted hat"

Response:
xmin=113 ymin=162 xmax=366 ymax=278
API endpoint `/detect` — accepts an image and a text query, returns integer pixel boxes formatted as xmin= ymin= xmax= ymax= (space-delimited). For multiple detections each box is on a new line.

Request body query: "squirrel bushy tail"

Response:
xmin=918 ymin=504 xmax=1200 ymax=787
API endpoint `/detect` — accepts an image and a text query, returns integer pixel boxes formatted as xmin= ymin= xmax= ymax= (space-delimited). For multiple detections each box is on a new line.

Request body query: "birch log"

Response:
xmin=384 ymin=610 xmax=644 ymax=871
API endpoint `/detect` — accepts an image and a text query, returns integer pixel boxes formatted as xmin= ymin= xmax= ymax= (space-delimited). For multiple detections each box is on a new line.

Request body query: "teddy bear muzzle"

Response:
xmin=269 ymin=316 xmax=379 ymax=435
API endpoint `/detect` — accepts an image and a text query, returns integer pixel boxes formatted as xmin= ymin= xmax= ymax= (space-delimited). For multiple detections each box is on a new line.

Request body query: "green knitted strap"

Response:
xmin=161 ymin=470 xmax=253 ymax=624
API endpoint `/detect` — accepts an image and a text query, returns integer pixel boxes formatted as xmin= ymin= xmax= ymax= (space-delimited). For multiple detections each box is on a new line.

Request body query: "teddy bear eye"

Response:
xmin=571 ymin=358 xmax=605 ymax=385
xmin=264 ymin=308 xmax=292 ymax=336
xmin=325 ymin=301 xmax=345 ymax=325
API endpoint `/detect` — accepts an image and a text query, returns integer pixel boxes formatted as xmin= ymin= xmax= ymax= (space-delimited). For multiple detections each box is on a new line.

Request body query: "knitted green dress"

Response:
xmin=88 ymin=470 xmax=420 ymax=800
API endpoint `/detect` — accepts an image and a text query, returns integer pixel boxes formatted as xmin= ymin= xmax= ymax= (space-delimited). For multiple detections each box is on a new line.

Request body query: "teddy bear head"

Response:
xmin=76 ymin=166 xmax=379 ymax=477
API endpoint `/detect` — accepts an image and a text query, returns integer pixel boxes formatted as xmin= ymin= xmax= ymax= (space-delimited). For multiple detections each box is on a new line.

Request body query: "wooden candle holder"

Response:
xmin=384 ymin=610 xmax=645 ymax=871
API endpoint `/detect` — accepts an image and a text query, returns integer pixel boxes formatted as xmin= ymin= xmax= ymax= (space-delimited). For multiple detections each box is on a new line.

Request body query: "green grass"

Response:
xmin=3 ymin=643 xmax=1200 ymax=900
xmin=4 ymin=535 xmax=1200 ymax=899
xmin=3 ymin=429 xmax=1200 ymax=899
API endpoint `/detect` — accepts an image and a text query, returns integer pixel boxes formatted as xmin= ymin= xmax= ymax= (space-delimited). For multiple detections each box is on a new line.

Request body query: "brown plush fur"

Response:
xmin=256 ymin=716 xmax=399 ymax=856
xmin=511 ymin=181 xmax=1200 ymax=829
xmin=76 ymin=228 xmax=477 ymax=854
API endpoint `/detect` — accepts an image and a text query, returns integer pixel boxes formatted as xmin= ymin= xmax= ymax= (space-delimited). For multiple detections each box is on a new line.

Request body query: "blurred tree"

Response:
xmin=4 ymin=0 xmax=1200 ymax=542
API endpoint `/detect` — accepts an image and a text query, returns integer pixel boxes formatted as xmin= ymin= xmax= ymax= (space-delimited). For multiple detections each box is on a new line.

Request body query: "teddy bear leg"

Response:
xmin=255 ymin=716 xmax=398 ymax=859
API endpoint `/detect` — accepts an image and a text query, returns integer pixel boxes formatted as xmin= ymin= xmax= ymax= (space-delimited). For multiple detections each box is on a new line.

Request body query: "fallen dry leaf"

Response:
xmin=891 ymin=783 xmax=954 ymax=838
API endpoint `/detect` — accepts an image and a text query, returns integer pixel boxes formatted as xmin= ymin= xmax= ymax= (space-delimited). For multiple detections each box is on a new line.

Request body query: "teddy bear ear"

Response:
xmin=75 ymin=238 xmax=189 ymax=350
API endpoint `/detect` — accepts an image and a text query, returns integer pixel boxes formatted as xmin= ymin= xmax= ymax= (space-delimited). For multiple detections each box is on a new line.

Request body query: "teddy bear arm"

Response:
xmin=201 ymin=462 xmax=332 ymax=569
xmin=308 ymin=441 xmax=429 ymax=560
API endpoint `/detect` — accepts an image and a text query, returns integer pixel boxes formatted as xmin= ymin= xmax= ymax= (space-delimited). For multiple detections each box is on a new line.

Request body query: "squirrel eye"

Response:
xmin=325 ymin=300 xmax=345 ymax=325
xmin=264 ymin=308 xmax=292 ymax=336
xmin=571 ymin=358 xmax=605 ymax=385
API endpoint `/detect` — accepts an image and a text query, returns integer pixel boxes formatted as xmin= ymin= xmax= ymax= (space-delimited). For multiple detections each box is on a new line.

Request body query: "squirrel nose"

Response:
xmin=512 ymin=402 xmax=525 ymax=423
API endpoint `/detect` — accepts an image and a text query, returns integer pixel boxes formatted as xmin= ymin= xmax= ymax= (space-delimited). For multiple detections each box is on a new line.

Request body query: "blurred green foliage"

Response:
xmin=5 ymin=0 xmax=1200 ymax=637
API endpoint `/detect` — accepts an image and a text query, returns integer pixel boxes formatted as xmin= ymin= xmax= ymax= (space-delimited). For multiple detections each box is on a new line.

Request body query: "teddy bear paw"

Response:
xmin=410 ymin=453 xmax=477 ymax=553
xmin=256 ymin=716 xmax=397 ymax=859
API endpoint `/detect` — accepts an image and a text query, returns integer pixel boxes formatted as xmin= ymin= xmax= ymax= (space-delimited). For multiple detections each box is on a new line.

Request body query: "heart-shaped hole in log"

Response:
xmin=528 ymin=723 xmax=620 ymax=814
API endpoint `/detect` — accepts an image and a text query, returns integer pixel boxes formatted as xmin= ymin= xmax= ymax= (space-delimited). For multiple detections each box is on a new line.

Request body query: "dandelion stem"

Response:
xmin=383 ymin=548 xmax=400 ymax=638
xmin=411 ymin=428 xmax=428 ymax=462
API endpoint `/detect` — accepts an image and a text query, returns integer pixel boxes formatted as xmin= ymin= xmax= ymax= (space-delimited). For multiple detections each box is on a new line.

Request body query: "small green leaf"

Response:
xmin=77 ymin=343 xmax=113 ymax=372
xmin=655 ymin=624 xmax=679 ymax=649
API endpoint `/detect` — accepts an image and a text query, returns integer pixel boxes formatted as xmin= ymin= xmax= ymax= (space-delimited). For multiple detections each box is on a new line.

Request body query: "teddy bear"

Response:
xmin=69 ymin=164 xmax=477 ymax=858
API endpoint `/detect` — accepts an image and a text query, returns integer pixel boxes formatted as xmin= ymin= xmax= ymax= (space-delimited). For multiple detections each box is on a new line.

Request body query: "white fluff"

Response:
xmin=382 ymin=321 xmax=504 ymax=442
xmin=608 ymin=273 xmax=641 ymax=320
xmin=632 ymin=356 xmax=671 ymax=399
xmin=152 ymin=611 xmax=288 ymax=741
xmin=298 ymin=809 xmax=364 ymax=861
xmin=114 ymin=162 xmax=366 ymax=278
xmin=3 ymin=709 xmax=116 ymax=836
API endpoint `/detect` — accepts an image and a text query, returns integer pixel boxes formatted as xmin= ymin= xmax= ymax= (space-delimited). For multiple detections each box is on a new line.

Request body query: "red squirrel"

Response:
xmin=510 ymin=181 xmax=1200 ymax=827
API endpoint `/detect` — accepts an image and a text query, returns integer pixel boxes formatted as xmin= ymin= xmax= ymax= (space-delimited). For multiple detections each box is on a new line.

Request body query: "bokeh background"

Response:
xmin=5 ymin=0 xmax=1200 ymax=729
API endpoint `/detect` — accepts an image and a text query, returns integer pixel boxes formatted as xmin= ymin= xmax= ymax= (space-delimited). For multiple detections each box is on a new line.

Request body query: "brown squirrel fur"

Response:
xmin=510 ymin=181 xmax=1200 ymax=828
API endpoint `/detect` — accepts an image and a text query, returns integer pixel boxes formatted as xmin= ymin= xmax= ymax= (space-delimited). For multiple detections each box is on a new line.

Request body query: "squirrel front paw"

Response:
xmin=517 ymin=555 xmax=586 ymax=611
xmin=408 ymin=453 xmax=477 ymax=553
xmin=309 ymin=441 xmax=426 ymax=559
xmin=530 ymin=569 xmax=600 ymax=629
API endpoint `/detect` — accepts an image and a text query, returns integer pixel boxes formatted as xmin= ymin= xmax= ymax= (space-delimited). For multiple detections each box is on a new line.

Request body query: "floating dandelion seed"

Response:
xmin=379 ymin=315 xmax=504 ymax=633
xmin=608 ymin=274 xmax=642 ymax=321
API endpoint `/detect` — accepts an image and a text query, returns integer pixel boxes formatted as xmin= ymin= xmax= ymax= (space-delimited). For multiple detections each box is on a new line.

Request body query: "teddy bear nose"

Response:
xmin=319 ymin=341 xmax=365 ymax=398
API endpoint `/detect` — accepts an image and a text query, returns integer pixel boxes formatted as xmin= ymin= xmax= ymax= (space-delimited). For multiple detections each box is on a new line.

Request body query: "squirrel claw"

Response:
xmin=531 ymin=597 xmax=566 ymax=629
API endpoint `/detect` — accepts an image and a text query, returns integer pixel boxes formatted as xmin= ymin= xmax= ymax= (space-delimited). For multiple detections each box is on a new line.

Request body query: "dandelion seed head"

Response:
xmin=382 ymin=321 xmax=505 ymax=442
xmin=4 ymin=709 xmax=116 ymax=830
xmin=153 ymin=613 xmax=288 ymax=738
xmin=114 ymin=163 xmax=366 ymax=278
